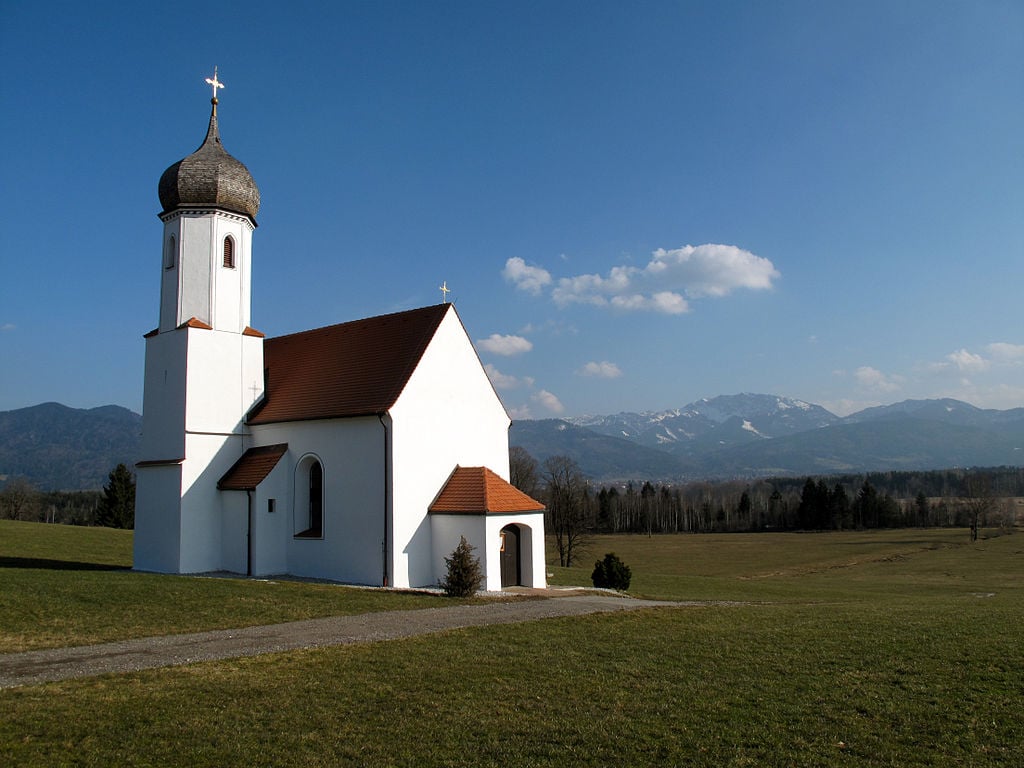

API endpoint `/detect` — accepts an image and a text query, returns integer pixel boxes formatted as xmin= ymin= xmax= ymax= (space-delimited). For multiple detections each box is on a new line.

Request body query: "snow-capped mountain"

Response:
xmin=511 ymin=394 xmax=1024 ymax=482
xmin=567 ymin=394 xmax=839 ymax=456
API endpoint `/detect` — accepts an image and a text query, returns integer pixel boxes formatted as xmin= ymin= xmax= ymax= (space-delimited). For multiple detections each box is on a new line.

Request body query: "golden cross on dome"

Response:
xmin=205 ymin=67 xmax=225 ymax=99
xmin=439 ymin=281 xmax=451 ymax=303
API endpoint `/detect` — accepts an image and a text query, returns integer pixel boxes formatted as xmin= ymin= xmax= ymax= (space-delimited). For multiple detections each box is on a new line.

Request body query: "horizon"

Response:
xmin=4 ymin=391 xmax=1019 ymax=423
xmin=2 ymin=2 xmax=1022 ymax=419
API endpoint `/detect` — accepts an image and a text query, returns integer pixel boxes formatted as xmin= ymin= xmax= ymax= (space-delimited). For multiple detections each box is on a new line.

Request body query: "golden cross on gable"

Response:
xmin=439 ymin=281 xmax=451 ymax=303
xmin=205 ymin=67 xmax=225 ymax=99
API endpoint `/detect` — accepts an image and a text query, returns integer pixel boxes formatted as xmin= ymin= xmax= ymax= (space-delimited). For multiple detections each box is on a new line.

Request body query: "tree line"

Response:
xmin=0 ymin=463 xmax=135 ymax=528
xmin=510 ymin=447 xmax=1023 ymax=565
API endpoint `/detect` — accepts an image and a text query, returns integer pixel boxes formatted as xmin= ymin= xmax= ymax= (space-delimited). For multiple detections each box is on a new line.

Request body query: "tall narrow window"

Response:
xmin=223 ymin=235 xmax=235 ymax=268
xmin=165 ymin=235 xmax=176 ymax=270
xmin=308 ymin=461 xmax=323 ymax=537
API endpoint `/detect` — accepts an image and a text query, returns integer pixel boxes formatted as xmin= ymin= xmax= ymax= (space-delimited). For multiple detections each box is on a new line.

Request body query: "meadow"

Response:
xmin=1 ymin=520 xmax=1021 ymax=766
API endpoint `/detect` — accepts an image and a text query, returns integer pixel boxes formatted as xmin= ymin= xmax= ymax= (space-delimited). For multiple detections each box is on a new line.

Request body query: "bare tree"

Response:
xmin=543 ymin=455 xmax=591 ymax=567
xmin=0 ymin=477 xmax=40 ymax=521
xmin=965 ymin=473 xmax=994 ymax=542
xmin=509 ymin=446 xmax=540 ymax=499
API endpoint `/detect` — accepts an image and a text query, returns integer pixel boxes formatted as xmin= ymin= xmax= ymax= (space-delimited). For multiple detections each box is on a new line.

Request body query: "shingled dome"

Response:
xmin=158 ymin=99 xmax=260 ymax=219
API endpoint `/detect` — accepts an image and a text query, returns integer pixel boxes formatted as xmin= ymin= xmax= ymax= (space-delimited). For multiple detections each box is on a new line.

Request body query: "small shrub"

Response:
xmin=439 ymin=536 xmax=484 ymax=597
xmin=591 ymin=552 xmax=631 ymax=591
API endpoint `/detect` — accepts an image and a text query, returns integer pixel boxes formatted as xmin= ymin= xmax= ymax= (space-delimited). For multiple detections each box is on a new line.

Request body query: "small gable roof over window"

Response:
xmin=430 ymin=466 xmax=545 ymax=515
xmin=249 ymin=304 xmax=451 ymax=425
xmin=218 ymin=444 xmax=288 ymax=490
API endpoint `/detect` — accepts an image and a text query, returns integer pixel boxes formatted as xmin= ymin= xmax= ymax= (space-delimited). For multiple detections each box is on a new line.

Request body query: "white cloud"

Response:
xmin=645 ymin=244 xmax=779 ymax=297
xmin=537 ymin=243 xmax=777 ymax=314
xmin=503 ymin=257 xmax=552 ymax=296
xmin=578 ymin=361 xmax=623 ymax=379
xmin=947 ymin=348 xmax=990 ymax=373
xmin=0 ymin=323 xmax=15 ymax=332
xmin=532 ymin=389 xmax=565 ymax=414
xmin=986 ymin=342 xmax=1024 ymax=364
xmin=476 ymin=333 xmax=533 ymax=356
xmin=854 ymin=366 xmax=903 ymax=393
xmin=483 ymin=364 xmax=524 ymax=390
xmin=506 ymin=404 xmax=533 ymax=420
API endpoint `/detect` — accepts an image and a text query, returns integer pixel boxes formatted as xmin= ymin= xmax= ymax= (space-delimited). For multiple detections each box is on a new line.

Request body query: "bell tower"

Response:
xmin=135 ymin=72 xmax=266 ymax=574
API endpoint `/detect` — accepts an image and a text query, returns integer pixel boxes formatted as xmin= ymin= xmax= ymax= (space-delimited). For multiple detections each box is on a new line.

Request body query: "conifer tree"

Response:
xmin=96 ymin=463 xmax=135 ymax=529
xmin=439 ymin=536 xmax=484 ymax=597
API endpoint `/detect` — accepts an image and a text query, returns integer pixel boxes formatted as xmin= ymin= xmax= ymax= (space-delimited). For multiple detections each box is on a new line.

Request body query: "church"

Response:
xmin=133 ymin=78 xmax=546 ymax=591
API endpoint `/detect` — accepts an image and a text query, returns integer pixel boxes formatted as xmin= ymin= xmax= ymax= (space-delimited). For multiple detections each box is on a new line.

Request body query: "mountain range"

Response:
xmin=511 ymin=394 xmax=1024 ymax=483
xmin=2 ymin=394 xmax=1023 ymax=490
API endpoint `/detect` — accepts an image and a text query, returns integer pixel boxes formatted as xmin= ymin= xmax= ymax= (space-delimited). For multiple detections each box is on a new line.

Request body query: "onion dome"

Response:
xmin=158 ymin=98 xmax=260 ymax=220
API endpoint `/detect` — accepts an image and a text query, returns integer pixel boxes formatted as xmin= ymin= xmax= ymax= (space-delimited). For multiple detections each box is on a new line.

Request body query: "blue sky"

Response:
xmin=1 ymin=1 xmax=1021 ymax=419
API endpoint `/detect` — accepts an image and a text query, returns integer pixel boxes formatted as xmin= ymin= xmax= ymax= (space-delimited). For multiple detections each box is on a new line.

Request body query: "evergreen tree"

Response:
xmin=95 ymin=463 xmax=135 ymax=529
xmin=439 ymin=536 xmax=484 ymax=597
xmin=591 ymin=552 xmax=631 ymax=591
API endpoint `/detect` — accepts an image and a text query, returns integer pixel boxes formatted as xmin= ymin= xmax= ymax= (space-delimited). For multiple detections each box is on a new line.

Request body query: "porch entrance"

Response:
xmin=500 ymin=524 xmax=521 ymax=587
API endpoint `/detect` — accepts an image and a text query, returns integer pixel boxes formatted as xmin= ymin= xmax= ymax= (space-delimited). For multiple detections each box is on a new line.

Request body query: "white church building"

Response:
xmin=133 ymin=84 xmax=546 ymax=591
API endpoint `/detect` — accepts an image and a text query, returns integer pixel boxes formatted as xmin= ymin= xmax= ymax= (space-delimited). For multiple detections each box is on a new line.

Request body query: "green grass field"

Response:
xmin=0 ymin=520 xmax=475 ymax=653
xmin=2 ymin=521 xmax=1021 ymax=766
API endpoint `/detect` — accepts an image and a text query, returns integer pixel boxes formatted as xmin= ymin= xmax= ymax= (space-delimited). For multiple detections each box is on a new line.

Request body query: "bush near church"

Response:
xmin=439 ymin=536 xmax=484 ymax=597
xmin=592 ymin=552 xmax=631 ymax=591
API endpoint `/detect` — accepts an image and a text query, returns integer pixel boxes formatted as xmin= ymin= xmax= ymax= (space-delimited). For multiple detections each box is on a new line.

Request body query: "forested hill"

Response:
xmin=0 ymin=403 xmax=141 ymax=491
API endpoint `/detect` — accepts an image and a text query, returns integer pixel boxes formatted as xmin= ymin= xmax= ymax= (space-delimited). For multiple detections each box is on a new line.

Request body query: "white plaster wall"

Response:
xmin=220 ymin=491 xmax=249 ymax=574
xmin=140 ymin=331 xmax=187 ymax=461
xmin=388 ymin=308 xmax=512 ymax=588
xmin=250 ymin=458 xmax=291 ymax=576
xmin=211 ymin=214 xmax=253 ymax=333
xmin=184 ymin=329 xmax=259 ymax=436
xmin=250 ymin=419 xmax=387 ymax=584
xmin=178 ymin=431 xmax=244 ymax=573
xmin=133 ymin=464 xmax=183 ymax=573
xmin=178 ymin=215 xmax=212 ymax=326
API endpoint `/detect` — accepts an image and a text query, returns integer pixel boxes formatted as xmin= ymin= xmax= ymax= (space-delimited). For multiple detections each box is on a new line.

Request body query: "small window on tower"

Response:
xmin=165 ymin=236 xmax=176 ymax=270
xmin=223 ymin=236 xmax=235 ymax=268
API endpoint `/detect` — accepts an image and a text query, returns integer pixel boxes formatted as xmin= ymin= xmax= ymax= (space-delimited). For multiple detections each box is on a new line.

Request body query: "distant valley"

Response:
xmin=2 ymin=394 xmax=1023 ymax=490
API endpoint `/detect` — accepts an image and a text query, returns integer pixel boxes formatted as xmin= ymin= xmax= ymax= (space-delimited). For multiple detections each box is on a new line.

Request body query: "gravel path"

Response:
xmin=0 ymin=594 xmax=682 ymax=689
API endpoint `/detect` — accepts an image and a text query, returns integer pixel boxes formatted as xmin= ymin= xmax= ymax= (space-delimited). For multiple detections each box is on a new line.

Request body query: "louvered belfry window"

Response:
xmin=165 ymin=236 xmax=176 ymax=269
xmin=223 ymin=236 xmax=235 ymax=268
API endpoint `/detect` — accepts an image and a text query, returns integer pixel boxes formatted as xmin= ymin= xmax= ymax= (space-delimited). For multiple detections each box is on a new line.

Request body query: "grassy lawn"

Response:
xmin=549 ymin=528 xmax=1019 ymax=603
xmin=2 ymin=522 xmax=1022 ymax=766
xmin=0 ymin=520 xmax=473 ymax=653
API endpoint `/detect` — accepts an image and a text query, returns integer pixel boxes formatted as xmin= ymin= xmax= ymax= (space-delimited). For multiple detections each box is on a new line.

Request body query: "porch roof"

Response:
xmin=429 ymin=466 xmax=545 ymax=515
xmin=218 ymin=443 xmax=288 ymax=491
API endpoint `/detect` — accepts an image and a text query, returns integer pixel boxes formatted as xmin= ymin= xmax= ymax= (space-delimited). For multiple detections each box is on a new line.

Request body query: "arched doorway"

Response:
xmin=500 ymin=524 xmax=521 ymax=587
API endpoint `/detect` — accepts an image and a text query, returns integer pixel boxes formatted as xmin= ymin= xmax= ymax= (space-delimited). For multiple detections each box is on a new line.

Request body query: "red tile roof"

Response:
xmin=248 ymin=304 xmax=450 ymax=425
xmin=429 ymin=466 xmax=545 ymax=515
xmin=179 ymin=317 xmax=213 ymax=330
xmin=217 ymin=443 xmax=288 ymax=490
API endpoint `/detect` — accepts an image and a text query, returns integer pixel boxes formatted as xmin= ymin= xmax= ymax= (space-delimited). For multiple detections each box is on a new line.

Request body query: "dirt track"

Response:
xmin=0 ymin=594 xmax=683 ymax=689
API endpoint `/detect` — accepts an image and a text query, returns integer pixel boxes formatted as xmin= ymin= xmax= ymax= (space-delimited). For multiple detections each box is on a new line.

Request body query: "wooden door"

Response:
xmin=500 ymin=525 xmax=521 ymax=587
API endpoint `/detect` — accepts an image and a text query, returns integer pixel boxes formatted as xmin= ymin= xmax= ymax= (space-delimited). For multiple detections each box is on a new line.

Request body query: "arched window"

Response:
xmin=223 ymin=235 xmax=235 ymax=268
xmin=294 ymin=456 xmax=324 ymax=538
xmin=165 ymin=236 xmax=176 ymax=270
